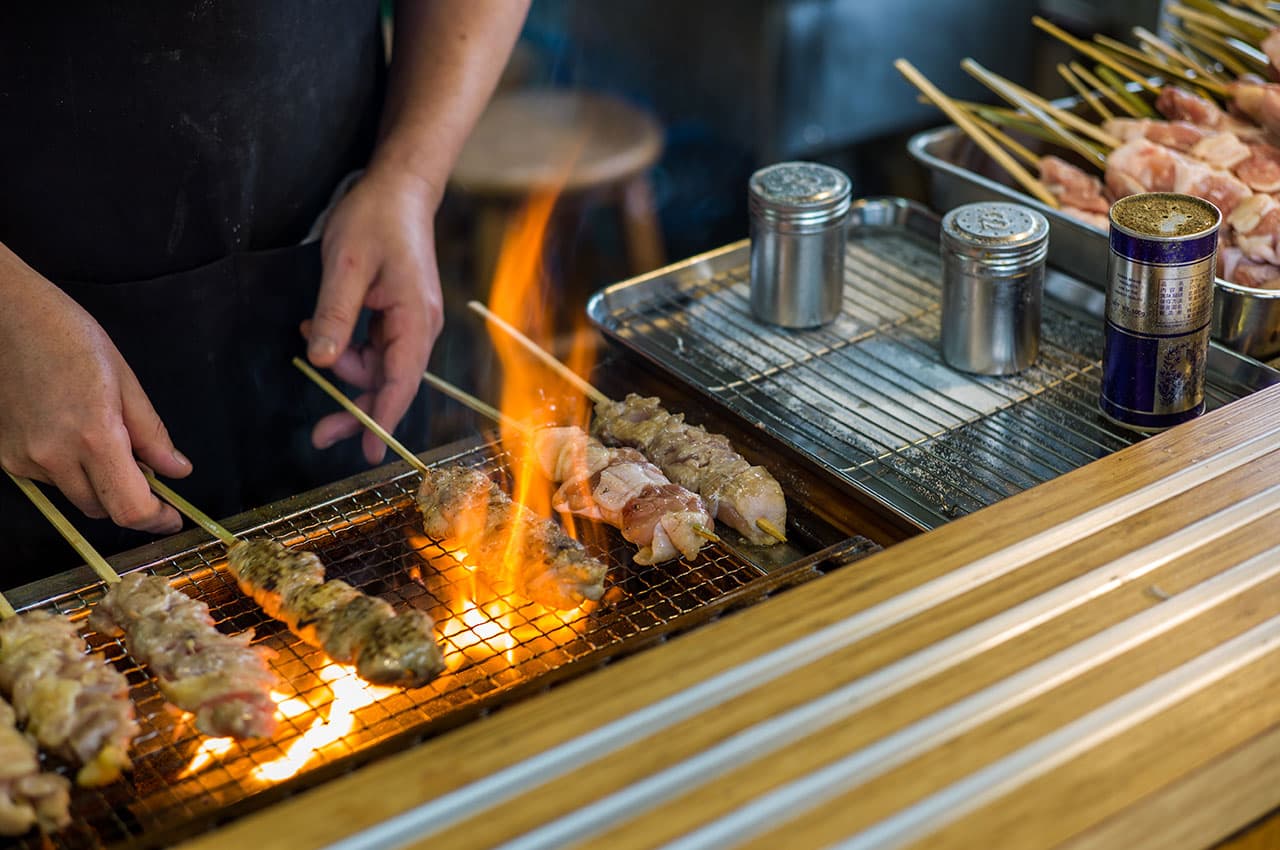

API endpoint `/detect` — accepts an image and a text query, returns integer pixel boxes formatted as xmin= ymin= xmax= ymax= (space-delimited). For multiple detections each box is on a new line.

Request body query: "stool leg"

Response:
xmin=620 ymin=176 xmax=665 ymax=274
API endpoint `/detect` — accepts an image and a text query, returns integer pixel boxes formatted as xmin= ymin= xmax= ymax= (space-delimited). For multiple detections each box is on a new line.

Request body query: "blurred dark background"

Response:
xmin=425 ymin=0 xmax=1164 ymax=444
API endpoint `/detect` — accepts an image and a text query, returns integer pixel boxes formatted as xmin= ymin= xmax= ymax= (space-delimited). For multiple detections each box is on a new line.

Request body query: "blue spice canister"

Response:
xmin=1100 ymin=192 xmax=1221 ymax=431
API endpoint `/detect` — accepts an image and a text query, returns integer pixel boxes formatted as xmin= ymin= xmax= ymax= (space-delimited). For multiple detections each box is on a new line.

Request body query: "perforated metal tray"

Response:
xmin=586 ymin=197 xmax=1280 ymax=531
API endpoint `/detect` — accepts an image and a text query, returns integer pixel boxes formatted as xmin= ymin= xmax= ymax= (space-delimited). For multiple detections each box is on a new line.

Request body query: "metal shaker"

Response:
xmin=940 ymin=202 xmax=1049 ymax=375
xmin=748 ymin=162 xmax=852 ymax=328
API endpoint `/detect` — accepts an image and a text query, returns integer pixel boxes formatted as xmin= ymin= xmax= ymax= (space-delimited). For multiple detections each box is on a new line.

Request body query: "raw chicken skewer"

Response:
xmin=422 ymin=371 xmax=717 ymax=565
xmin=5 ymin=472 xmax=278 ymax=740
xmin=293 ymin=358 xmax=607 ymax=609
xmin=143 ymin=472 xmax=445 ymax=689
xmin=466 ymin=300 xmax=789 ymax=547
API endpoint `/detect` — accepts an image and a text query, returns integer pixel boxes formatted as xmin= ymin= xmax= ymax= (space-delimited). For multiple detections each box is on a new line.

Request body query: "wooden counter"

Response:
xmin=182 ymin=383 xmax=1280 ymax=850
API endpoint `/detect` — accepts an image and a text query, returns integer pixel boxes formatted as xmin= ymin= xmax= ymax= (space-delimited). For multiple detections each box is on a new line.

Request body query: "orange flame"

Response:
xmin=252 ymin=663 xmax=398 ymax=783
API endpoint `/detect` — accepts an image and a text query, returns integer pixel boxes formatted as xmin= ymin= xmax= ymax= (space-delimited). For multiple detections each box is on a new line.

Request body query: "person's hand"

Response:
xmin=303 ymin=163 xmax=444 ymax=464
xmin=0 ymin=248 xmax=191 ymax=532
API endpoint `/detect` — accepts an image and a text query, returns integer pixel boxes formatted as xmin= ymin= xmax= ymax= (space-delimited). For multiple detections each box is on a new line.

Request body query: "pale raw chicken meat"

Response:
xmin=1040 ymin=155 xmax=1110 ymax=213
xmin=1237 ymin=143 xmax=1280 ymax=192
xmin=1105 ymin=139 xmax=1178 ymax=197
xmin=532 ymin=426 xmax=714 ymax=564
xmin=1264 ymin=28 xmax=1280 ymax=80
xmin=1173 ymin=156 xmax=1252 ymax=219
xmin=1103 ymin=117 xmax=1207 ymax=151
xmin=1228 ymin=80 xmax=1280 ymax=140
xmin=594 ymin=394 xmax=787 ymax=547
xmin=1158 ymin=86 xmax=1270 ymax=141
xmin=1190 ymin=132 xmax=1251 ymax=171
xmin=0 ymin=696 xmax=70 ymax=835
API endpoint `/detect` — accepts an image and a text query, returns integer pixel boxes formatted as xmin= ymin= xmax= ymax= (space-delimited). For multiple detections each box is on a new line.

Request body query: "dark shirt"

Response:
xmin=0 ymin=0 xmax=385 ymax=283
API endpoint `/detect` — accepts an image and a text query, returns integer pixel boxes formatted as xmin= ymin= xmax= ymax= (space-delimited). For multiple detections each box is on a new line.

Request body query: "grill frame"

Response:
xmin=586 ymin=196 xmax=1280 ymax=531
xmin=4 ymin=432 xmax=877 ymax=850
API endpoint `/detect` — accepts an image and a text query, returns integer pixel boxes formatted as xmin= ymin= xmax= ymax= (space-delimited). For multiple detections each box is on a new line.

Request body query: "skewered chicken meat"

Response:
xmin=88 ymin=573 xmax=278 ymax=739
xmin=227 ymin=540 xmax=445 ymax=688
xmin=0 ymin=696 xmax=70 ymax=836
xmin=592 ymin=394 xmax=787 ymax=547
xmin=0 ymin=611 xmax=136 ymax=787
xmin=530 ymin=426 xmax=713 ymax=564
xmin=416 ymin=466 xmax=607 ymax=609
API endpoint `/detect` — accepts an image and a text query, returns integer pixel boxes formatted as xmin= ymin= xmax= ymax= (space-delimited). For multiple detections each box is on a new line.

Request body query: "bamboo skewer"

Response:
xmin=1058 ymin=62 xmax=1115 ymax=121
xmin=0 ymin=591 xmax=16 ymax=621
xmin=1094 ymin=65 xmax=1159 ymax=118
xmin=6 ymin=472 xmax=120 ymax=586
xmin=141 ymin=471 xmax=237 ymax=547
xmin=1095 ymin=33 xmax=1229 ymax=93
xmin=421 ymin=371 xmax=720 ymax=545
xmin=1070 ymin=61 xmax=1145 ymax=118
xmin=1182 ymin=21 xmax=1271 ymax=74
xmin=291 ymin=357 xmax=429 ymax=475
xmin=1133 ymin=26 xmax=1230 ymax=84
xmin=1171 ymin=23 xmax=1255 ymax=77
xmin=967 ymin=112 xmax=1040 ymax=169
xmin=1032 ymin=16 xmax=1162 ymax=95
xmin=1169 ymin=2 xmax=1256 ymax=40
xmin=465 ymin=301 xmax=788 ymax=545
xmin=1237 ymin=0 xmax=1280 ymax=26
xmin=466 ymin=301 xmax=610 ymax=405
xmin=960 ymin=59 xmax=1109 ymax=167
xmin=894 ymin=59 xmax=1060 ymax=208
xmin=962 ymin=59 xmax=1120 ymax=149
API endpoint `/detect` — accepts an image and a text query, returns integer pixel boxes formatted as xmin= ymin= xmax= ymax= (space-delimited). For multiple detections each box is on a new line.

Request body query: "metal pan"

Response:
xmin=907 ymin=123 xmax=1280 ymax=361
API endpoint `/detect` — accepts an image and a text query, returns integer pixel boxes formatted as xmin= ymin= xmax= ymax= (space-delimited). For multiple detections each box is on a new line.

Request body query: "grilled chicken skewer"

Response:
xmin=0 ymin=695 xmax=71 ymax=835
xmin=6 ymin=473 xmax=278 ymax=740
xmin=465 ymin=300 xmax=790 ymax=547
xmin=0 ymin=608 xmax=136 ymax=787
xmin=417 ymin=466 xmax=608 ymax=608
xmin=293 ymin=358 xmax=608 ymax=610
xmin=423 ymin=372 xmax=716 ymax=565
xmin=144 ymin=472 xmax=446 ymax=689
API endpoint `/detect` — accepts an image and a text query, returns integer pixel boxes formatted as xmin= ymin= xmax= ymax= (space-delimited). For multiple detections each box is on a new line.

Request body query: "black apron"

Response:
xmin=0 ymin=2 xmax=424 ymax=583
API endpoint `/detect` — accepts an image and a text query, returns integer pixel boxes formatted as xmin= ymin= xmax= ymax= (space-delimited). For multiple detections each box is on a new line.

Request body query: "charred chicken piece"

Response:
xmin=592 ymin=394 xmax=787 ymax=547
xmin=0 ymin=611 xmax=137 ymax=787
xmin=88 ymin=573 xmax=278 ymax=740
xmin=531 ymin=426 xmax=713 ymax=564
xmin=0 ymin=695 xmax=71 ymax=835
xmin=416 ymin=466 xmax=608 ymax=609
xmin=227 ymin=540 xmax=445 ymax=688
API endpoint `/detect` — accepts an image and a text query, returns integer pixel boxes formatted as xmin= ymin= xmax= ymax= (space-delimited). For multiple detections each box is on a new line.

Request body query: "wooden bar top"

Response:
xmin=181 ymin=383 xmax=1280 ymax=850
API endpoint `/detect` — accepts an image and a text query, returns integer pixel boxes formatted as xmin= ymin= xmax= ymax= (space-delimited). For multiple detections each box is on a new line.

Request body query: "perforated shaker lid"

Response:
xmin=748 ymin=161 xmax=852 ymax=226
xmin=942 ymin=202 xmax=1049 ymax=252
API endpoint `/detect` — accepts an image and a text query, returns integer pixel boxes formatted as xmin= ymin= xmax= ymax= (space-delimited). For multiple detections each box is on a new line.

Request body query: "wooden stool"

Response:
xmin=450 ymin=89 xmax=666 ymax=298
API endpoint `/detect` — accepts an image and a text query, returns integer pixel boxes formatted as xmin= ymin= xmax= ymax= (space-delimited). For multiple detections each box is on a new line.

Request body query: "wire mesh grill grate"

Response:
xmin=7 ymin=441 xmax=793 ymax=850
xmin=591 ymin=225 xmax=1260 ymax=529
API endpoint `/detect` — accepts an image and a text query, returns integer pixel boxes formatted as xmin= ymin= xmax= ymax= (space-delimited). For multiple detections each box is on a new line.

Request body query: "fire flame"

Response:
xmin=253 ymin=663 xmax=398 ymax=783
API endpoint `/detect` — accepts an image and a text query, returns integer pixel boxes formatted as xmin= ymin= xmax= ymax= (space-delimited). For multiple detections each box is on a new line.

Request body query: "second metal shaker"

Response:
xmin=748 ymin=162 xmax=852 ymax=328
xmin=940 ymin=202 xmax=1050 ymax=375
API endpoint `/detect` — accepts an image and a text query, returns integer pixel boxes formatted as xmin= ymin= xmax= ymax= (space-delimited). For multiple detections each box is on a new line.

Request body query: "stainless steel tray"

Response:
xmin=586 ymin=197 xmax=1280 ymax=532
xmin=908 ymin=122 xmax=1280 ymax=360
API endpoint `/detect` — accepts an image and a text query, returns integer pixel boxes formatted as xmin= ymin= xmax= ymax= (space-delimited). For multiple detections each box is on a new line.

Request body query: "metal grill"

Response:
xmin=588 ymin=197 xmax=1274 ymax=530
xmin=8 ymin=439 xmax=872 ymax=850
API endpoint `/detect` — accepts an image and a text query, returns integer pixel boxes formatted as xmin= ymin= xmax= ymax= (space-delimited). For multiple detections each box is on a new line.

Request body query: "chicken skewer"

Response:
xmin=144 ymin=472 xmax=445 ymax=688
xmin=0 ymin=695 xmax=71 ymax=836
xmin=0 ymin=479 xmax=137 ymax=789
xmin=6 ymin=473 xmax=278 ymax=740
xmin=466 ymin=301 xmax=790 ymax=547
xmin=293 ymin=358 xmax=608 ymax=609
xmin=422 ymin=371 xmax=716 ymax=565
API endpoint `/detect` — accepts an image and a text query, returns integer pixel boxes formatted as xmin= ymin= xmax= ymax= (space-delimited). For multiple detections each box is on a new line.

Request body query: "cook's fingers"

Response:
xmin=120 ymin=367 xmax=191 ymax=478
xmin=83 ymin=431 xmax=182 ymax=534
xmin=42 ymin=462 xmax=109 ymax=521
xmin=366 ymin=327 xmax=429 ymax=466
xmin=310 ymin=247 xmax=376 ymax=367
xmin=311 ymin=393 xmax=374 ymax=451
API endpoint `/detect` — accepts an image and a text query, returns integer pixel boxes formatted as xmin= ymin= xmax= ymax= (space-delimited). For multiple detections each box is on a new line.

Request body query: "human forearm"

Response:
xmin=372 ymin=0 xmax=531 ymax=197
